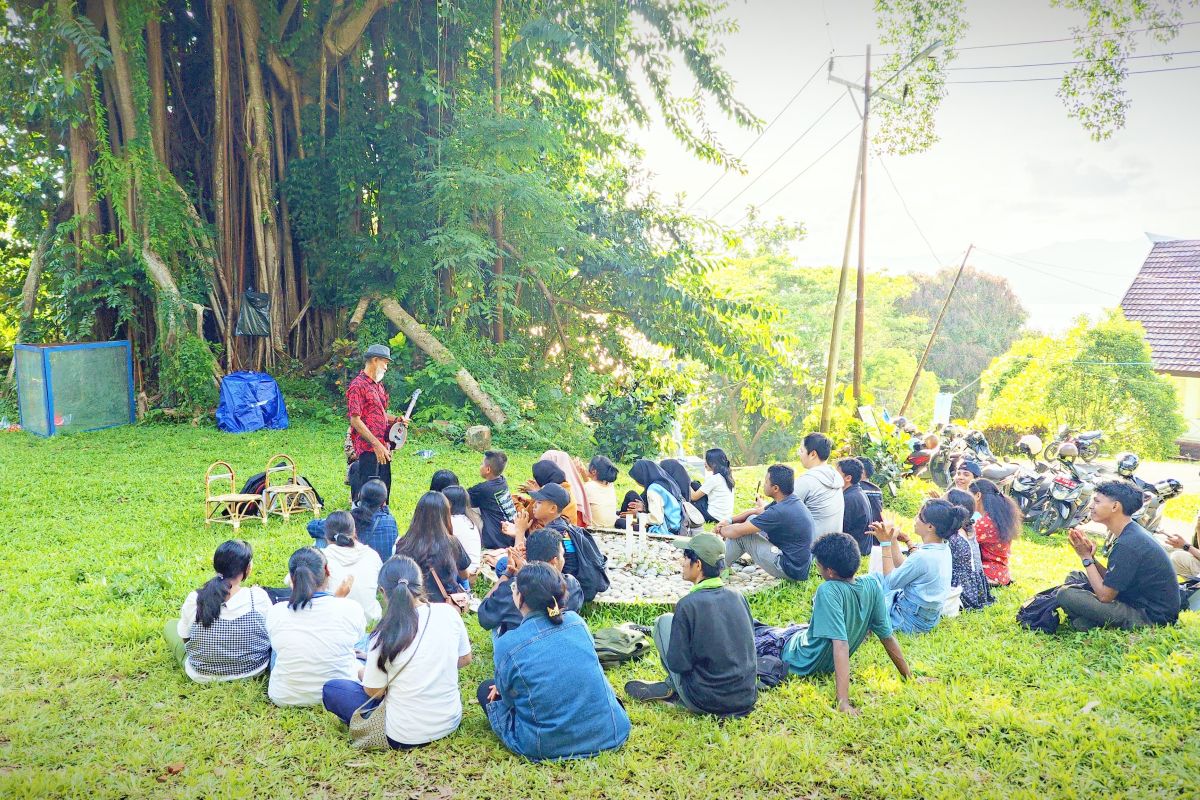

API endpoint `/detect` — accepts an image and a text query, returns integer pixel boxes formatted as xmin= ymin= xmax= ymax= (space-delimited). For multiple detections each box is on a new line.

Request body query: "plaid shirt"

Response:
xmin=346 ymin=371 xmax=389 ymax=457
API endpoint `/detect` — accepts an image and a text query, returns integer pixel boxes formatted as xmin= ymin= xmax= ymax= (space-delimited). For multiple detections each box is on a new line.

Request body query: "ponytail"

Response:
xmin=287 ymin=547 xmax=327 ymax=610
xmin=324 ymin=510 xmax=356 ymax=548
xmin=945 ymin=489 xmax=976 ymax=533
xmin=705 ymin=448 xmax=734 ymax=491
xmin=195 ymin=540 xmax=253 ymax=628
xmin=514 ymin=563 xmax=568 ymax=625
xmin=373 ymin=556 xmax=425 ymax=669
xmin=920 ymin=499 xmax=972 ymax=541
xmin=970 ymin=478 xmax=1022 ymax=542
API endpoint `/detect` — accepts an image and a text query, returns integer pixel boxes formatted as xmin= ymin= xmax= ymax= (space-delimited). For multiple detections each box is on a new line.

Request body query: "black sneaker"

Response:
xmin=624 ymin=680 xmax=676 ymax=702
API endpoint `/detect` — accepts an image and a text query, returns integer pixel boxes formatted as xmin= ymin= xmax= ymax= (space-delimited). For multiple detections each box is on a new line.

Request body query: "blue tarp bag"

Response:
xmin=216 ymin=371 xmax=289 ymax=433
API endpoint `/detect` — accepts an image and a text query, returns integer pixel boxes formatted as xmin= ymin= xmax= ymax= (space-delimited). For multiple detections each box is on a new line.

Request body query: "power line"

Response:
xmin=688 ymin=59 xmax=827 ymax=210
xmin=976 ymin=248 xmax=1134 ymax=279
xmin=948 ymin=48 xmax=1200 ymax=70
xmin=733 ymin=123 xmax=861 ymax=225
xmin=981 ymin=250 xmax=1128 ymax=296
xmin=711 ymin=93 xmax=850 ymax=218
xmin=876 ymin=155 xmax=946 ymax=266
xmin=949 ymin=62 xmax=1200 ymax=84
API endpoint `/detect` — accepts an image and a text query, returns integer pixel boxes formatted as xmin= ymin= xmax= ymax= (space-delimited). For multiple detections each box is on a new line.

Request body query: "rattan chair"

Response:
xmin=262 ymin=454 xmax=321 ymax=522
xmin=204 ymin=461 xmax=266 ymax=530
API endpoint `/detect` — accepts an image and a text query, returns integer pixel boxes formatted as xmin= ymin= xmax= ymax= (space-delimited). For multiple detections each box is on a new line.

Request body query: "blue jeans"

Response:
xmin=321 ymin=680 xmax=424 ymax=750
xmin=887 ymin=590 xmax=941 ymax=634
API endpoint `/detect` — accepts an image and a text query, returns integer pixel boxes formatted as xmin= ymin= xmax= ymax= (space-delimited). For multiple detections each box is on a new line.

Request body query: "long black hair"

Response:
xmin=705 ymin=448 xmax=735 ymax=491
xmin=194 ymin=540 xmax=253 ymax=628
xmin=429 ymin=469 xmax=460 ymax=492
xmin=351 ymin=478 xmax=389 ymax=535
xmin=659 ymin=459 xmax=693 ymax=499
xmin=286 ymin=547 xmax=327 ymax=610
xmin=372 ymin=556 xmax=425 ymax=670
xmin=393 ymin=491 xmax=459 ymax=585
xmin=946 ymin=489 xmax=976 ymax=534
xmin=514 ymin=562 xmax=568 ymax=625
xmin=970 ymin=479 xmax=1022 ymax=542
xmin=324 ymin=510 xmax=356 ymax=548
xmin=442 ymin=484 xmax=470 ymax=516
xmin=919 ymin=499 xmax=972 ymax=541
xmin=589 ymin=455 xmax=618 ymax=484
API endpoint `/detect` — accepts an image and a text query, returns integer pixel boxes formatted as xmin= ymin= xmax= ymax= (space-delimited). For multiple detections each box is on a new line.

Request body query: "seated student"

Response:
xmin=624 ymin=533 xmax=757 ymax=718
xmin=660 ymin=459 xmax=695 ymax=507
xmin=837 ymin=457 xmax=873 ymax=556
xmin=688 ymin=448 xmax=735 ymax=524
xmin=429 ymin=469 xmax=485 ymax=536
xmin=322 ymin=556 xmax=472 ymax=749
xmin=869 ymin=499 xmax=962 ymax=634
xmin=1059 ymin=481 xmax=1181 ymax=631
xmin=266 ymin=548 xmax=365 ymax=707
xmin=614 ymin=489 xmax=645 ymax=530
xmin=504 ymin=483 xmax=608 ymax=602
xmin=578 ymin=455 xmax=619 ymax=527
xmin=478 ymin=563 xmax=631 ymax=761
xmin=753 ymin=533 xmax=917 ymax=715
xmin=794 ymin=432 xmax=845 ymax=537
xmin=442 ymin=485 xmax=482 ymax=577
xmin=468 ymin=450 xmax=518 ymax=551
xmin=970 ymin=478 xmax=1022 ymax=586
xmin=521 ymin=458 xmax=582 ymax=526
xmin=393 ymin=492 xmax=472 ymax=605
xmin=1163 ymin=520 xmax=1200 ymax=579
xmin=164 ymin=539 xmax=271 ymax=682
xmin=945 ymin=489 xmax=995 ymax=612
xmin=321 ymin=511 xmax=384 ymax=625
xmin=627 ymin=459 xmax=684 ymax=536
xmin=929 ymin=460 xmax=982 ymax=500
xmin=308 ymin=478 xmax=398 ymax=563
xmin=856 ymin=457 xmax=885 ymax=525
xmin=715 ymin=464 xmax=815 ymax=581
xmin=478 ymin=528 xmax=585 ymax=638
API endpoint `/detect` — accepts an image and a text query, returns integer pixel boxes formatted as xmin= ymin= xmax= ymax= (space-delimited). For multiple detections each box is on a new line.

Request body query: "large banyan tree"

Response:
xmin=2 ymin=0 xmax=782 ymax=422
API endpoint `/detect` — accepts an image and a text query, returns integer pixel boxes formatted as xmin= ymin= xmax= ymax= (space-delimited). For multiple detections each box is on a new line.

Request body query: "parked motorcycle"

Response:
xmin=1114 ymin=451 xmax=1184 ymax=534
xmin=1044 ymin=424 xmax=1103 ymax=463
xmin=1026 ymin=443 xmax=1102 ymax=534
xmin=981 ymin=434 xmax=1045 ymax=516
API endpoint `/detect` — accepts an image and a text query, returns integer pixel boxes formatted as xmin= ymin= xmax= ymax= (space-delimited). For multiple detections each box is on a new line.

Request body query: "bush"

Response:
xmin=588 ymin=374 xmax=682 ymax=462
xmin=158 ymin=334 xmax=217 ymax=419
xmin=980 ymin=424 xmax=1049 ymax=458
xmin=886 ymin=478 xmax=937 ymax=518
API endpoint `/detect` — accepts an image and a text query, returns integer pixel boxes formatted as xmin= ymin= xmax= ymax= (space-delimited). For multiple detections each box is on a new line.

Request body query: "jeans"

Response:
xmin=652 ymin=614 xmax=701 ymax=714
xmin=724 ymin=533 xmax=788 ymax=579
xmin=1056 ymin=574 xmax=1151 ymax=631
xmin=321 ymin=680 xmax=422 ymax=750
xmin=887 ymin=590 xmax=942 ymax=634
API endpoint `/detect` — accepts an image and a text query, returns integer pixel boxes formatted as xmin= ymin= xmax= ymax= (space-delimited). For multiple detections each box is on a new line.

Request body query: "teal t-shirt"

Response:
xmin=781 ymin=573 xmax=893 ymax=676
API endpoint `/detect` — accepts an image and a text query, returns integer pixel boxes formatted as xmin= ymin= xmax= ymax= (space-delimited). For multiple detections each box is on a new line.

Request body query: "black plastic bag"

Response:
xmin=235 ymin=289 xmax=271 ymax=336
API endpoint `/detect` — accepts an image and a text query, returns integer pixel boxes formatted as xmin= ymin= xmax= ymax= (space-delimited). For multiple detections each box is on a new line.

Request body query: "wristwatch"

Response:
xmin=1081 ymin=557 xmax=1095 ymax=568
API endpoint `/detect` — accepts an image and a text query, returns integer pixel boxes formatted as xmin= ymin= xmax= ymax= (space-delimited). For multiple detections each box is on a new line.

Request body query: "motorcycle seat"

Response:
xmin=1077 ymin=431 xmax=1103 ymax=441
xmin=981 ymin=464 xmax=1018 ymax=482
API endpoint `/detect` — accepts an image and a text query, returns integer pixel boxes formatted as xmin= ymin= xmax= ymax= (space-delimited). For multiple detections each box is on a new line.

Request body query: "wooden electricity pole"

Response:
xmin=899 ymin=244 xmax=974 ymax=416
xmin=852 ymin=47 xmax=871 ymax=405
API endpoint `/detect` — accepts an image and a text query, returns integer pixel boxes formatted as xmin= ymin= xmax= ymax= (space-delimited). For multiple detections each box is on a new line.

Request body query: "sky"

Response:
xmin=630 ymin=0 xmax=1200 ymax=332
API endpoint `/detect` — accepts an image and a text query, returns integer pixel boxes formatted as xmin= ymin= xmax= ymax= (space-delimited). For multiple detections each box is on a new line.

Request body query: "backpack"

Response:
xmin=1016 ymin=585 xmax=1062 ymax=634
xmin=1181 ymin=576 xmax=1200 ymax=613
xmin=566 ymin=524 xmax=611 ymax=602
xmin=231 ymin=466 xmax=324 ymax=516
xmin=679 ymin=501 xmax=706 ymax=536
xmin=755 ymin=654 xmax=788 ymax=690
xmin=592 ymin=624 xmax=651 ymax=669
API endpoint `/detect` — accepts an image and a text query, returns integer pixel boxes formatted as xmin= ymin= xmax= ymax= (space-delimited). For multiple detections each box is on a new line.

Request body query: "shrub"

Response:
xmin=588 ymin=374 xmax=682 ymax=462
xmin=158 ymin=333 xmax=217 ymax=419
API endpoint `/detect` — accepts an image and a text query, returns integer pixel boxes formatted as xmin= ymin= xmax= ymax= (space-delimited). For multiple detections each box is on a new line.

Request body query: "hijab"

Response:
xmin=629 ymin=459 xmax=683 ymax=503
xmin=537 ymin=450 xmax=592 ymax=527
xmin=659 ymin=459 xmax=693 ymax=501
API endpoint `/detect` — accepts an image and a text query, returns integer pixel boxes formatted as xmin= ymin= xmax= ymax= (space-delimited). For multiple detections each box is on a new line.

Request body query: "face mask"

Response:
xmin=971 ymin=512 xmax=982 ymax=522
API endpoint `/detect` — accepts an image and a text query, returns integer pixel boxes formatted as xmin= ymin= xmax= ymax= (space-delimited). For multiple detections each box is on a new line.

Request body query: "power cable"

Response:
xmin=688 ymin=59 xmax=827 ymax=210
xmin=876 ymin=155 xmax=946 ymax=266
xmin=976 ymin=248 xmax=1134 ymax=279
xmin=710 ymin=93 xmax=850 ymax=218
xmin=948 ymin=48 xmax=1200 ymax=70
xmin=982 ymin=251 xmax=1128 ymax=296
xmin=949 ymin=63 xmax=1200 ymax=84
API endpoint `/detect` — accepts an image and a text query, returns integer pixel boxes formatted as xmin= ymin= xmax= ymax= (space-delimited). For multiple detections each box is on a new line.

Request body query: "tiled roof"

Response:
xmin=1121 ymin=239 xmax=1200 ymax=375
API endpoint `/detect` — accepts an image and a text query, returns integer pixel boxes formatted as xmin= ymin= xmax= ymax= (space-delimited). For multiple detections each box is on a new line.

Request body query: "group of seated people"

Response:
xmin=165 ymin=436 xmax=1188 ymax=760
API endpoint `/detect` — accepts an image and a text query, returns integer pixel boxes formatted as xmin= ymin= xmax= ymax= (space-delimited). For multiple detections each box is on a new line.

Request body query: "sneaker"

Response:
xmin=628 ymin=623 xmax=653 ymax=635
xmin=624 ymin=680 xmax=675 ymax=702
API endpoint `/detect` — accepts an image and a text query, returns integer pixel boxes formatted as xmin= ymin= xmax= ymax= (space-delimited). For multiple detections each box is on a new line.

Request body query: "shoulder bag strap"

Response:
xmin=370 ymin=604 xmax=431 ymax=696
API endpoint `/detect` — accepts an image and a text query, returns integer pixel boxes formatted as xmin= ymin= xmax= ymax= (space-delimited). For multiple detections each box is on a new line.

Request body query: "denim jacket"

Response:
xmin=485 ymin=610 xmax=630 ymax=761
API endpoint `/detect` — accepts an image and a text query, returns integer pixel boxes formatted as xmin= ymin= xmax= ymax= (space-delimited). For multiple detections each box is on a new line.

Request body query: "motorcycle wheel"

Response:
xmin=1036 ymin=508 xmax=1066 ymax=536
xmin=1043 ymin=443 xmax=1060 ymax=461
xmin=1080 ymin=444 xmax=1098 ymax=463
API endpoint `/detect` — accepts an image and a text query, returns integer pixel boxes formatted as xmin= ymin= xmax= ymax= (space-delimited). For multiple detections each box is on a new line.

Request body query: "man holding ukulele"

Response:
xmin=347 ymin=344 xmax=408 ymax=501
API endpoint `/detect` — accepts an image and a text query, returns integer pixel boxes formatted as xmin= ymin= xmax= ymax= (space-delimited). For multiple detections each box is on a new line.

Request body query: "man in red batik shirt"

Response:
xmin=346 ymin=344 xmax=406 ymax=500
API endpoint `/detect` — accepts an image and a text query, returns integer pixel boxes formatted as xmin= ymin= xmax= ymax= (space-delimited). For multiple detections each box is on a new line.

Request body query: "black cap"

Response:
xmin=529 ymin=482 xmax=570 ymax=511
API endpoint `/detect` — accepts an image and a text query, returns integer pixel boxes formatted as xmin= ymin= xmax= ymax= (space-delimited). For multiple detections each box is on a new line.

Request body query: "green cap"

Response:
xmin=671 ymin=532 xmax=725 ymax=567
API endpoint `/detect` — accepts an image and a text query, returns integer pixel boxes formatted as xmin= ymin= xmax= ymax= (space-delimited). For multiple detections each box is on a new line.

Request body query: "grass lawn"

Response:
xmin=1 ymin=422 xmax=1198 ymax=800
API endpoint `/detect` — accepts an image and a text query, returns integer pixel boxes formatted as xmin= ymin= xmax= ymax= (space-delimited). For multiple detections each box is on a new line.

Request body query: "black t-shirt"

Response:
xmin=397 ymin=538 xmax=471 ymax=603
xmin=1103 ymin=521 xmax=1180 ymax=625
xmin=859 ymin=480 xmax=885 ymax=524
xmin=842 ymin=484 xmax=874 ymax=556
xmin=468 ymin=477 xmax=517 ymax=550
xmin=750 ymin=494 xmax=814 ymax=580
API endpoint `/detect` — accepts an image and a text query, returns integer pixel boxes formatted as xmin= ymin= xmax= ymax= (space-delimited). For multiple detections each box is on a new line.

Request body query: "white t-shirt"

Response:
xmin=266 ymin=595 xmax=365 ymax=706
xmin=362 ymin=603 xmax=471 ymax=745
xmin=176 ymin=585 xmax=272 ymax=683
xmin=698 ymin=472 xmax=735 ymax=522
xmin=451 ymin=515 xmax=481 ymax=572
xmin=324 ymin=541 xmax=384 ymax=624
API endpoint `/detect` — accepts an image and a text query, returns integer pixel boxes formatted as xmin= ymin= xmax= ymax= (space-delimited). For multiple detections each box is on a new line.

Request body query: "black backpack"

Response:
xmin=566 ymin=524 xmax=610 ymax=602
xmin=1016 ymin=585 xmax=1063 ymax=634
xmin=229 ymin=466 xmax=324 ymax=516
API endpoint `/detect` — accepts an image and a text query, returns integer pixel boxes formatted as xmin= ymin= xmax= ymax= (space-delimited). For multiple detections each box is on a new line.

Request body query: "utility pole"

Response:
xmin=819 ymin=39 xmax=943 ymax=432
xmin=900 ymin=244 xmax=974 ymax=416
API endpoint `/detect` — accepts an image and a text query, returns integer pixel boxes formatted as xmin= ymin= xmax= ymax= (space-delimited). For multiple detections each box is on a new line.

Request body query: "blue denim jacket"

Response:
xmin=485 ymin=610 xmax=630 ymax=761
xmin=307 ymin=509 xmax=398 ymax=563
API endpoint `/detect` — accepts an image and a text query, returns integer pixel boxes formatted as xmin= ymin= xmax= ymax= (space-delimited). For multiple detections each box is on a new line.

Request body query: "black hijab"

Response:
xmin=629 ymin=459 xmax=683 ymax=502
xmin=659 ymin=459 xmax=693 ymax=500
xmin=531 ymin=459 xmax=567 ymax=488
